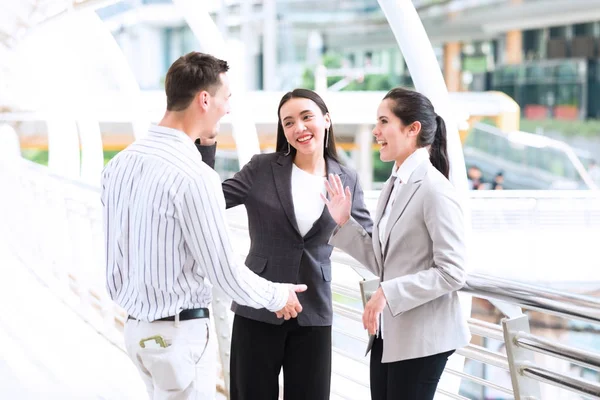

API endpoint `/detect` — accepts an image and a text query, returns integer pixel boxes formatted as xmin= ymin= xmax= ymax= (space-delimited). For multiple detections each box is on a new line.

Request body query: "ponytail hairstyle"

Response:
xmin=383 ymin=87 xmax=450 ymax=179
xmin=431 ymin=114 xmax=450 ymax=179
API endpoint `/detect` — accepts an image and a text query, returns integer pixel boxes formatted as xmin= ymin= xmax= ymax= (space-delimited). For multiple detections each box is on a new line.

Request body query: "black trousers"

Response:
xmin=370 ymin=337 xmax=454 ymax=400
xmin=230 ymin=314 xmax=332 ymax=400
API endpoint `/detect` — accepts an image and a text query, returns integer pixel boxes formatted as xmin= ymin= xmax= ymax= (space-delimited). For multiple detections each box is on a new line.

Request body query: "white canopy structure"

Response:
xmin=0 ymin=1 xmax=472 ymax=397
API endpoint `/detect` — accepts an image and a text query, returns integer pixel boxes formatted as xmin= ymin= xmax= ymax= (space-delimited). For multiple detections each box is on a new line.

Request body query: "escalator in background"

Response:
xmin=463 ymin=123 xmax=595 ymax=190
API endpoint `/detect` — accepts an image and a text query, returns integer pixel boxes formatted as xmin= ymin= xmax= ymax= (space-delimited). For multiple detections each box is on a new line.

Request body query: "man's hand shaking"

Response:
xmin=275 ymin=284 xmax=308 ymax=320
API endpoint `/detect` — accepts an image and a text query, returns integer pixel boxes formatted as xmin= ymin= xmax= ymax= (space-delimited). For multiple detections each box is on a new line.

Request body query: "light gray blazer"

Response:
xmin=330 ymin=159 xmax=471 ymax=363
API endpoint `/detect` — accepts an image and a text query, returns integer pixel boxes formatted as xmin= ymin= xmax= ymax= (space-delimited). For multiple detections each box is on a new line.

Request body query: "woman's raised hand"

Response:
xmin=321 ymin=173 xmax=352 ymax=227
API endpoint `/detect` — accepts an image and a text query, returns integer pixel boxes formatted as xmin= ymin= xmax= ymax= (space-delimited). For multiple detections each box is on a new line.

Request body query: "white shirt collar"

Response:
xmin=148 ymin=124 xmax=200 ymax=157
xmin=148 ymin=124 xmax=193 ymax=141
xmin=391 ymin=147 xmax=429 ymax=183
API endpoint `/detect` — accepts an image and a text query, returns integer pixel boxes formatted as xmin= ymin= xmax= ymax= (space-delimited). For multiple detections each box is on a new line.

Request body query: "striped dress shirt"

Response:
xmin=101 ymin=125 xmax=288 ymax=322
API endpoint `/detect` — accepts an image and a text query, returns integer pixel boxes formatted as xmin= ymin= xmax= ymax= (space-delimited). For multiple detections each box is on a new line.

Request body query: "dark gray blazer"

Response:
xmin=197 ymin=142 xmax=372 ymax=326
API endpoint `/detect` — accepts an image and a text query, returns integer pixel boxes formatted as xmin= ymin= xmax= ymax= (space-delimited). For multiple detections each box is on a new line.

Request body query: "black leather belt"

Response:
xmin=128 ymin=308 xmax=210 ymax=322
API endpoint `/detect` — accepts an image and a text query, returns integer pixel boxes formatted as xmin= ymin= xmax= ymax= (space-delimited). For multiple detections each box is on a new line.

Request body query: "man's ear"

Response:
xmin=197 ymin=91 xmax=210 ymax=111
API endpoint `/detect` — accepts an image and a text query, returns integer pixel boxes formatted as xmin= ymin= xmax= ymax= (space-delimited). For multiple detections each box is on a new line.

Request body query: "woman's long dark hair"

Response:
xmin=275 ymin=88 xmax=339 ymax=162
xmin=383 ymin=87 xmax=450 ymax=179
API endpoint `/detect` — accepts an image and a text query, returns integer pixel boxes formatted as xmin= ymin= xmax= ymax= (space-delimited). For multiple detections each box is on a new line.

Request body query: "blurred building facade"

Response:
xmin=97 ymin=0 xmax=600 ymax=120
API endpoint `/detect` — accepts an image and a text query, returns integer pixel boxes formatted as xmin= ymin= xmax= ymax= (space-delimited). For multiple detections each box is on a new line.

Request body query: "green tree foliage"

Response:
xmin=301 ymin=52 xmax=395 ymax=92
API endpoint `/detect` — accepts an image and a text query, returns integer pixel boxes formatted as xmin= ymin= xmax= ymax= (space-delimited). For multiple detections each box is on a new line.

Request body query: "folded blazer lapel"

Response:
xmin=383 ymin=182 xmax=420 ymax=246
xmin=382 ymin=161 xmax=429 ymax=255
xmin=304 ymin=157 xmax=345 ymax=239
xmin=375 ymin=176 xmax=395 ymax=226
xmin=373 ymin=176 xmax=395 ymax=270
xmin=325 ymin=156 xmax=345 ymax=186
xmin=272 ymin=155 xmax=301 ymax=236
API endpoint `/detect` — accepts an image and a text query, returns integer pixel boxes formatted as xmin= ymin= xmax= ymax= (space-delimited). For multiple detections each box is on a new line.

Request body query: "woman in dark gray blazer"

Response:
xmin=198 ymin=88 xmax=372 ymax=400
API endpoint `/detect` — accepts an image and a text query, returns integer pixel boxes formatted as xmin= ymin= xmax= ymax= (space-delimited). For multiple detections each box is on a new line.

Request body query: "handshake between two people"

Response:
xmin=275 ymin=284 xmax=308 ymax=320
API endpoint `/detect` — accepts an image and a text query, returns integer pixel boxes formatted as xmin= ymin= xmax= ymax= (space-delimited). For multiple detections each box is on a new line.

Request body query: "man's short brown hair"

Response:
xmin=164 ymin=52 xmax=229 ymax=111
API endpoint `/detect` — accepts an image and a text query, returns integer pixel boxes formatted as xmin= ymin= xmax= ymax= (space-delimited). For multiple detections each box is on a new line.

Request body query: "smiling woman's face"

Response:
xmin=279 ymin=97 xmax=330 ymax=157
xmin=372 ymin=98 xmax=418 ymax=164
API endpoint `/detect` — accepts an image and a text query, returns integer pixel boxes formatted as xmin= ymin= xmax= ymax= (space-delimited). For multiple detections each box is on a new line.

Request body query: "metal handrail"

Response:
xmin=14 ymin=157 xmax=102 ymax=193
xmin=515 ymin=331 xmax=600 ymax=371
xmin=332 ymin=326 xmax=369 ymax=344
xmin=469 ymin=273 xmax=600 ymax=307
xmin=434 ymin=388 xmax=470 ymax=400
xmin=332 ymin=301 xmax=363 ymax=321
xmin=521 ymin=364 xmax=600 ymax=399
xmin=463 ymin=273 xmax=600 ymax=325
xmin=332 ymin=268 xmax=600 ymax=398
xmin=467 ymin=318 xmax=503 ymax=333
xmin=443 ymin=368 xmax=513 ymax=396
xmin=467 ymin=320 xmax=505 ymax=342
xmin=330 ymin=267 xmax=600 ymax=399
xmin=332 ymin=347 xmax=369 ymax=368
xmin=331 ymin=252 xmax=600 ymax=326
xmin=456 ymin=344 xmax=510 ymax=371
xmin=332 ymin=269 xmax=600 ymax=326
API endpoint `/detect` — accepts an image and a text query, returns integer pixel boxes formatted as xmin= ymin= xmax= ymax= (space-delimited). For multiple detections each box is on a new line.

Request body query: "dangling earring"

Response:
xmin=285 ymin=142 xmax=291 ymax=156
xmin=325 ymin=127 xmax=330 ymax=148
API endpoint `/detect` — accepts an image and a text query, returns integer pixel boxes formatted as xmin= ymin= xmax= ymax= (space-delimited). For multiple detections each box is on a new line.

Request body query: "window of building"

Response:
xmin=574 ymin=22 xmax=595 ymax=37
xmin=549 ymin=26 xmax=568 ymax=39
xmin=523 ymin=29 xmax=544 ymax=60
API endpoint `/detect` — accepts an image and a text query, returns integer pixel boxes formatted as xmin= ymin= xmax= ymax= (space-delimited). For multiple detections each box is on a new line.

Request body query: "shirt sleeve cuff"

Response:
xmin=266 ymin=283 xmax=288 ymax=312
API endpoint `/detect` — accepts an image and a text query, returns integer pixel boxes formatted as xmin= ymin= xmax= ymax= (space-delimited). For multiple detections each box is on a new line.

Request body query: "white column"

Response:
xmin=357 ymin=124 xmax=373 ymax=190
xmin=71 ymin=12 xmax=149 ymax=139
xmin=216 ymin=0 xmax=228 ymax=38
xmin=77 ymin=120 xmax=105 ymax=187
xmin=262 ymin=0 xmax=277 ymax=90
xmin=308 ymin=30 xmax=326 ymax=94
xmin=315 ymin=64 xmax=328 ymax=93
xmin=377 ymin=1 xmax=471 ymax=398
xmin=13 ymin=10 xmax=147 ymax=141
xmin=133 ymin=26 xmax=164 ymax=90
xmin=0 ymin=124 xmax=21 ymax=162
xmin=377 ymin=0 xmax=468 ymax=192
xmin=240 ymin=0 xmax=257 ymax=91
xmin=0 ymin=45 xmax=15 ymax=110
xmin=172 ymin=0 xmax=261 ymax=166
xmin=47 ymin=120 xmax=81 ymax=180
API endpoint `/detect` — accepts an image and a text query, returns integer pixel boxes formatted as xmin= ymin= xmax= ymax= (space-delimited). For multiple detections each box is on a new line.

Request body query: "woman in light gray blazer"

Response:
xmin=322 ymin=87 xmax=471 ymax=400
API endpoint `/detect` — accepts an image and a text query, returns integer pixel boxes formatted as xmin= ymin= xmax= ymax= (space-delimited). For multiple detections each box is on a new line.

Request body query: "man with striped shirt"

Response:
xmin=101 ymin=52 xmax=307 ymax=399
